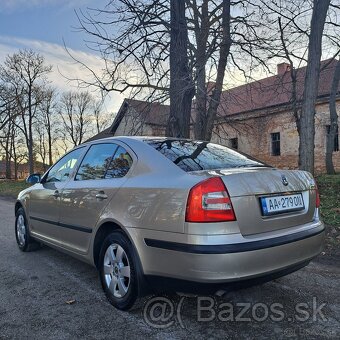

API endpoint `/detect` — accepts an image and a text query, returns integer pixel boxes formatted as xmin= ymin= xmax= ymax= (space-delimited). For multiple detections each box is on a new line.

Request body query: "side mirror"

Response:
xmin=26 ymin=173 xmax=41 ymax=184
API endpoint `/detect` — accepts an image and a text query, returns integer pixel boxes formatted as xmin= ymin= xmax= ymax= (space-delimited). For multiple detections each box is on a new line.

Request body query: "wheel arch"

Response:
xmin=15 ymin=201 xmax=24 ymax=215
xmin=93 ymin=220 xmax=144 ymax=276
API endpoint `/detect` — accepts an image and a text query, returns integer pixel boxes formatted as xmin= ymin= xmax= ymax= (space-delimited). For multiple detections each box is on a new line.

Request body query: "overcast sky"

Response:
xmin=0 ymin=0 xmax=124 ymax=112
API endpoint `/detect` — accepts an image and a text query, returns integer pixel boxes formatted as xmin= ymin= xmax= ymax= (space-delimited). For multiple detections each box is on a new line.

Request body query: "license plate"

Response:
xmin=260 ymin=193 xmax=304 ymax=216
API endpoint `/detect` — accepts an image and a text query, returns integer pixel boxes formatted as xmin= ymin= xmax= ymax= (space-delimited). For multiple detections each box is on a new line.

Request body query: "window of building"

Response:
xmin=230 ymin=137 xmax=238 ymax=150
xmin=326 ymin=125 xmax=339 ymax=152
xmin=271 ymin=132 xmax=281 ymax=156
xmin=76 ymin=144 xmax=118 ymax=181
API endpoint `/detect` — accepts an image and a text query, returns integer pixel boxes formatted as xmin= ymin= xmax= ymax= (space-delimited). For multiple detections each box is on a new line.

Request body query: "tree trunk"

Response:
xmin=14 ymin=159 xmax=18 ymax=180
xmin=298 ymin=0 xmax=330 ymax=174
xmin=192 ymin=0 xmax=231 ymax=141
xmin=46 ymin=113 xmax=53 ymax=166
xmin=166 ymin=0 xmax=195 ymax=138
xmin=11 ymin=134 xmax=18 ymax=180
xmin=5 ymin=125 xmax=11 ymax=179
xmin=48 ymin=132 xmax=53 ymax=166
xmin=28 ymin=126 xmax=34 ymax=174
xmin=5 ymin=150 xmax=11 ymax=179
xmin=326 ymin=59 xmax=340 ymax=174
xmin=28 ymin=86 xmax=34 ymax=174
xmin=204 ymin=0 xmax=231 ymax=141
xmin=193 ymin=0 xmax=209 ymax=140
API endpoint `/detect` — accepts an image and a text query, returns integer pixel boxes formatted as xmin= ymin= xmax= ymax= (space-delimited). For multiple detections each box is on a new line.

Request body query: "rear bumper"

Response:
xmin=144 ymin=225 xmax=323 ymax=254
xmin=127 ymin=220 xmax=324 ymax=283
xmin=145 ymin=259 xmax=311 ymax=294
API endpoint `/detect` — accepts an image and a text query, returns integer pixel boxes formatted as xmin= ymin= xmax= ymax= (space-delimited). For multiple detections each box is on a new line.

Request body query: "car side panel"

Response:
xmin=27 ymin=182 xmax=65 ymax=245
xmin=59 ymin=178 xmax=127 ymax=254
xmin=98 ymin=173 xmax=194 ymax=234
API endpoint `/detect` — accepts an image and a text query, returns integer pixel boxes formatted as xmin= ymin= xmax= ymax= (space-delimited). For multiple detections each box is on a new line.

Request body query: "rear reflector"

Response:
xmin=185 ymin=177 xmax=236 ymax=223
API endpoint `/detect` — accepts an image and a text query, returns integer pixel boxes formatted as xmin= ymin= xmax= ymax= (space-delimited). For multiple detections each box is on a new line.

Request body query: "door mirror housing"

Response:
xmin=26 ymin=173 xmax=41 ymax=184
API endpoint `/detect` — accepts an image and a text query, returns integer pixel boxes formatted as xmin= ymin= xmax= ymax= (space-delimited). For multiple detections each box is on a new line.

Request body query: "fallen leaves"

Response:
xmin=66 ymin=299 xmax=76 ymax=305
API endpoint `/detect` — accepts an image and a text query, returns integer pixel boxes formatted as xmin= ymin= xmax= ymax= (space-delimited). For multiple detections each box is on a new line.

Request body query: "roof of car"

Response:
xmin=83 ymin=136 xmax=195 ymax=145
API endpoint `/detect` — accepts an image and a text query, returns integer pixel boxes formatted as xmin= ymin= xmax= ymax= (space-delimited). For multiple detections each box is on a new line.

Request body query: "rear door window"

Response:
xmin=75 ymin=144 xmax=118 ymax=180
xmin=105 ymin=146 xmax=133 ymax=178
xmin=145 ymin=140 xmax=266 ymax=172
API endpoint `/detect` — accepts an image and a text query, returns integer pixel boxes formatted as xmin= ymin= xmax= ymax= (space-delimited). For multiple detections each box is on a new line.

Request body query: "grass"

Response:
xmin=0 ymin=180 xmax=30 ymax=199
xmin=316 ymin=174 xmax=340 ymax=253
xmin=316 ymin=174 xmax=340 ymax=227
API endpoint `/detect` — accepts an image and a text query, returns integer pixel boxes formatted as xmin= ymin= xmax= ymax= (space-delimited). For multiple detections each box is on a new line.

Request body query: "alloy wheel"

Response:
xmin=103 ymin=243 xmax=131 ymax=298
xmin=16 ymin=215 xmax=26 ymax=246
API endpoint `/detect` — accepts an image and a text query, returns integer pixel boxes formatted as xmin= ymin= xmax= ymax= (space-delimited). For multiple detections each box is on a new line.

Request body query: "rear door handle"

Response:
xmin=52 ymin=190 xmax=60 ymax=198
xmin=96 ymin=191 xmax=108 ymax=200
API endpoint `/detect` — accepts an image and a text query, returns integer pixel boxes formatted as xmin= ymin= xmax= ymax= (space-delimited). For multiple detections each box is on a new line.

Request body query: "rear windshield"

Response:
xmin=145 ymin=140 xmax=267 ymax=172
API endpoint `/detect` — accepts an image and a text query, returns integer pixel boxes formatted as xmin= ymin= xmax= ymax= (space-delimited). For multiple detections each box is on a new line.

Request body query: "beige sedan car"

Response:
xmin=15 ymin=137 xmax=324 ymax=310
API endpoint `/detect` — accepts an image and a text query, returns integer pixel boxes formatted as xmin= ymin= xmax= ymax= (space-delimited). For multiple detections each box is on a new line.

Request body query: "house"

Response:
xmin=86 ymin=99 xmax=169 ymax=142
xmin=0 ymin=160 xmax=12 ymax=179
xmin=88 ymin=59 xmax=340 ymax=173
xmin=0 ymin=161 xmax=28 ymax=179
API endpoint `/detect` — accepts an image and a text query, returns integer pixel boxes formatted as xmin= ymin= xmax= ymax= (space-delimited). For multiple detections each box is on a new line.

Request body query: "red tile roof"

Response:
xmin=125 ymin=59 xmax=339 ymax=124
xmin=215 ymin=58 xmax=339 ymax=117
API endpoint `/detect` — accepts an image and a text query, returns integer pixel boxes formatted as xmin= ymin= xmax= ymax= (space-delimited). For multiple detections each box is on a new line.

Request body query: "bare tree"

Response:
xmin=190 ymin=0 xmax=259 ymax=140
xmin=299 ymin=0 xmax=331 ymax=173
xmin=35 ymin=123 xmax=48 ymax=171
xmin=0 ymin=49 xmax=52 ymax=174
xmin=259 ymin=0 xmax=338 ymax=173
xmin=0 ymin=96 xmax=27 ymax=179
xmin=0 ymin=51 xmax=111 ymax=171
xmin=0 ymin=85 xmax=18 ymax=133
xmin=0 ymin=85 xmax=19 ymax=178
xmin=0 ymin=114 xmax=13 ymax=178
xmin=73 ymin=1 xmax=276 ymax=140
xmin=326 ymin=58 xmax=340 ymax=174
xmin=39 ymin=88 xmax=57 ymax=165
xmin=10 ymin=125 xmax=27 ymax=180
xmin=59 ymin=91 xmax=94 ymax=146
xmin=166 ymin=0 xmax=195 ymax=137
xmin=197 ymin=0 xmax=231 ymax=141
xmin=93 ymin=100 xmax=111 ymax=134
xmin=71 ymin=0 xmax=170 ymax=101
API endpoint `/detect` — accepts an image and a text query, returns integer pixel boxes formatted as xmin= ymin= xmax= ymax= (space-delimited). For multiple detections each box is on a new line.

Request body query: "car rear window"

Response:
xmin=145 ymin=139 xmax=266 ymax=172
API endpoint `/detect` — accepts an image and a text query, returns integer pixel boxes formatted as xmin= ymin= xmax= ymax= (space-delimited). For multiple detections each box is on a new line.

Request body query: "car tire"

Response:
xmin=99 ymin=230 xmax=140 ymax=310
xmin=15 ymin=207 xmax=41 ymax=252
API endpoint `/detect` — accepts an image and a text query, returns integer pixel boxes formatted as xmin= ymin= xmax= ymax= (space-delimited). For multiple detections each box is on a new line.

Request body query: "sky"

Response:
xmin=0 ymin=0 xmax=124 ymax=113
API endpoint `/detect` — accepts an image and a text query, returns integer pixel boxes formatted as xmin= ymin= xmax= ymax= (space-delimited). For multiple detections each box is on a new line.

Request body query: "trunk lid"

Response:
xmin=193 ymin=168 xmax=317 ymax=235
xmin=219 ymin=168 xmax=312 ymax=197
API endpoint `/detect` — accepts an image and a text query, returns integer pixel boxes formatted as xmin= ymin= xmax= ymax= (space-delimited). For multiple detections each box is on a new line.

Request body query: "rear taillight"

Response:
xmin=185 ymin=177 xmax=236 ymax=222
